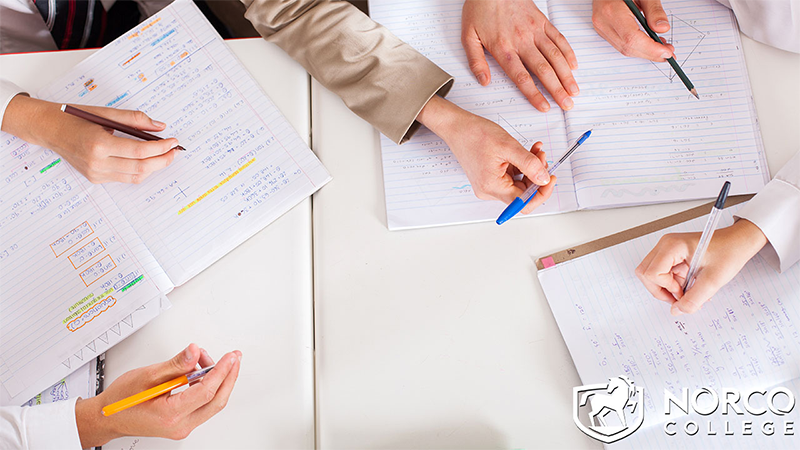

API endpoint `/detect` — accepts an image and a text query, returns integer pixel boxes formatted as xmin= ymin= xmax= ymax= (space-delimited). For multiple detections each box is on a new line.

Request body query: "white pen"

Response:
xmin=683 ymin=181 xmax=732 ymax=292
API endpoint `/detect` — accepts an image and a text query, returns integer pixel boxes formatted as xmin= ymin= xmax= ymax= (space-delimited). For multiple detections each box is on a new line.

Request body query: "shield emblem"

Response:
xmin=573 ymin=377 xmax=645 ymax=444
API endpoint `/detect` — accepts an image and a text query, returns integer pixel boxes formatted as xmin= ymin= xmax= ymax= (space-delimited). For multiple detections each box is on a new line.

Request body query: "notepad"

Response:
xmin=0 ymin=0 xmax=329 ymax=406
xmin=370 ymin=0 xmax=769 ymax=229
xmin=538 ymin=203 xmax=800 ymax=448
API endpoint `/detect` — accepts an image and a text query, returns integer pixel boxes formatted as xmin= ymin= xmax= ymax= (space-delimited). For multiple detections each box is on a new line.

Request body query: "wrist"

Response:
xmin=722 ymin=218 xmax=768 ymax=260
xmin=76 ymin=395 xmax=121 ymax=448
xmin=416 ymin=94 xmax=461 ymax=140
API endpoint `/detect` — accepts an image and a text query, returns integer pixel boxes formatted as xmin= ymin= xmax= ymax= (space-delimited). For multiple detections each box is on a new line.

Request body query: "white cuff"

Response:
xmin=25 ymin=397 xmax=82 ymax=450
xmin=735 ymin=177 xmax=800 ymax=273
xmin=0 ymin=79 xmax=28 ymax=129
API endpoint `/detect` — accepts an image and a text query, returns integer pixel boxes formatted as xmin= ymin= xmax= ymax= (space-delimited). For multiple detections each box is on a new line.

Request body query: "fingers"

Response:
xmin=672 ymin=276 xmax=719 ymax=315
xmin=171 ymin=351 xmax=239 ymax=413
xmin=521 ymin=43 xmax=575 ymax=110
xmin=521 ymin=175 xmax=556 ymax=214
xmin=105 ymin=150 xmax=176 ymax=176
xmin=638 ymin=0 xmax=670 ymax=33
xmin=81 ymin=106 xmax=168 ymax=132
xmin=504 ymin=141 xmax=551 ymax=186
xmin=148 ymin=344 xmax=201 ymax=385
xmin=635 ymin=235 xmax=692 ymax=304
xmin=108 ymin=134 xmax=179 ymax=159
xmin=462 ymin=25 xmax=491 ymax=86
xmin=186 ymin=351 xmax=241 ymax=428
xmin=198 ymin=349 xmax=215 ymax=369
xmin=619 ymin=28 xmax=674 ymax=61
xmin=546 ymin=23 xmax=578 ymax=70
xmin=496 ymin=51 xmax=550 ymax=112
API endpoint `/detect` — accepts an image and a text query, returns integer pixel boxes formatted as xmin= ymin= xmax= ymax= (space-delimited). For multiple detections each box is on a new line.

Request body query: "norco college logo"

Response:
xmin=573 ymin=376 xmax=644 ymax=443
xmin=574 ymin=376 xmax=797 ymax=444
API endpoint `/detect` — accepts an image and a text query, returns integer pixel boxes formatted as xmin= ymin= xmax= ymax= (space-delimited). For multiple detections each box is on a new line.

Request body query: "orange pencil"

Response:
xmin=102 ymin=365 xmax=215 ymax=416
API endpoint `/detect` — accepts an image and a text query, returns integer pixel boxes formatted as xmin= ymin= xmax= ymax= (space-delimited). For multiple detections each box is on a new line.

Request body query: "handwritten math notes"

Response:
xmin=0 ymin=133 xmax=171 ymax=405
xmin=370 ymin=0 xmax=768 ymax=229
xmin=38 ymin=0 xmax=330 ymax=285
xmin=538 ymin=204 xmax=800 ymax=447
xmin=371 ymin=0 xmax=576 ymax=230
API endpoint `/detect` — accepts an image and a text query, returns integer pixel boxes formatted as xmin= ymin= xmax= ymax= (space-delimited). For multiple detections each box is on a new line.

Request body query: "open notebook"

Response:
xmin=0 ymin=0 xmax=329 ymax=406
xmin=370 ymin=0 xmax=769 ymax=229
xmin=538 ymin=203 xmax=800 ymax=448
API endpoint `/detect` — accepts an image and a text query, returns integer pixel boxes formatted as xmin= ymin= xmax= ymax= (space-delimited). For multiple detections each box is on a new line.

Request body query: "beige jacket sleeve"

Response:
xmin=240 ymin=0 xmax=453 ymax=144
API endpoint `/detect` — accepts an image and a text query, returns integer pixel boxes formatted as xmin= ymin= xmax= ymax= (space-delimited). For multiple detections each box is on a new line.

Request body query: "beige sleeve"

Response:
xmin=240 ymin=0 xmax=453 ymax=144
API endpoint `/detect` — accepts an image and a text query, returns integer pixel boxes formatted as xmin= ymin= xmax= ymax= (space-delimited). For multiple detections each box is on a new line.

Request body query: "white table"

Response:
xmin=0 ymin=38 xmax=316 ymax=450
xmin=310 ymin=35 xmax=799 ymax=449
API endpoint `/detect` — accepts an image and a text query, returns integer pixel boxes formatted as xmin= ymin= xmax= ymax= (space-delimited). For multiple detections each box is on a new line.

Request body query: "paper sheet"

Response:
xmin=550 ymin=0 xmax=769 ymax=208
xmin=370 ymin=0 xmax=576 ymax=230
xmin=370 ymin=0 xmax=768 ymax=229
xmin=0 ymin=131 xmax=172 ymax=405
xmin=37 ymin=0 xmax=331 ymax=285
xmin=538 ymin=203 xmax=800 ymax=448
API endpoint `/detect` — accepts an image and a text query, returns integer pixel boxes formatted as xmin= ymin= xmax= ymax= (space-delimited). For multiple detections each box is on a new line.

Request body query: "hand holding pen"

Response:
xmin=73 ymin=344 xmax=241 ymax=448
xmin=0 ymin=95 xmax=181 ymax=184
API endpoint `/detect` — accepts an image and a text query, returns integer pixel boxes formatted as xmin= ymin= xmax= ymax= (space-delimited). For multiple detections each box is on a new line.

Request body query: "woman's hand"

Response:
xmin=461 ymin=0 xmax=579 ymax=112
xmin=417 ymin=95 xmax=556 ymax=213
xmin=75 ymin=344 xmax=241 ymax=448
xmin=592 ymin=0 xmax=675 ymax=62
xmin=636 ymin=219 xmax=768 ymax=315
xmin=2 ymin=95 xmax=179 ymax=184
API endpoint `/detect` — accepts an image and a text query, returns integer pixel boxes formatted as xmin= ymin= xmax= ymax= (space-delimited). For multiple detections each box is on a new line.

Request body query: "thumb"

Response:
xmin=85 ymin=106 xmax=167 ymax=132
xmin=671 ymin=276 xmax=718 ymax=315
xmin=506 ymin=142 xmax=550 ymax=185
xmin=150 ymin=344 xmax=201 ymax=383
xmin=639 ymin=0 xmax=669 ymax=33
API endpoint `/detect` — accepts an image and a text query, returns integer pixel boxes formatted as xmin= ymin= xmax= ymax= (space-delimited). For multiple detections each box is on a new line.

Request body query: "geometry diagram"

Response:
xmin=650 ymin=12 xmax=708 ymax=83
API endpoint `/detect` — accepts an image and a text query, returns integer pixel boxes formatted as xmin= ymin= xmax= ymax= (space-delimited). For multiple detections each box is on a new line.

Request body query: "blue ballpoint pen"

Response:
xmin=496 ymin=129 xmax=592 ymax=225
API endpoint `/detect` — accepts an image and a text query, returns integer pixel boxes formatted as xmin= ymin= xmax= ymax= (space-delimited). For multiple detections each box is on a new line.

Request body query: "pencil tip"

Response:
xmin=175 ymin=146 xmax=186 ymax=152
xmin=691 ymin=89 xmax=699 ymax=99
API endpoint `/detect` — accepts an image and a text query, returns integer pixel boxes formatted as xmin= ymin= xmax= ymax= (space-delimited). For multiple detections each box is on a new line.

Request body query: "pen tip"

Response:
xmin=175 ymin=145 xmax=186 ymax=152
xmin=691 ymin=89 xmax=699 ymax=99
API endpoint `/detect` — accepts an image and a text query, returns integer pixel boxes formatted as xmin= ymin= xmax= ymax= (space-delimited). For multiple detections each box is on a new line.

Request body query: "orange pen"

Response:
xmin=102 ymin=364 xmax=215 ymax=416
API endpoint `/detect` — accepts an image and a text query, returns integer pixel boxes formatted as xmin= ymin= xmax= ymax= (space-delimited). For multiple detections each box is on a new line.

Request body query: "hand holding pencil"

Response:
xmin=1 ymin=95 xmax=181 ymax=184
xmin=74 ymin=344 xmax=242 ymax=448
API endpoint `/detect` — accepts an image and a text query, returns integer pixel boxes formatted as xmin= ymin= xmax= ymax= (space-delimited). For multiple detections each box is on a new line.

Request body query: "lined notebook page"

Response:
xmin=371 ymin=0 xmax=577 ymax=230
xmin=38 ymin=0 xmax=330 ymax=285
xmin=0 ymin=134 xmax=171 ymax=406
xmin=549 ymin=0 xmax=769 ymax=208
xmin=538 ymin=204 xmax=800 ymax=448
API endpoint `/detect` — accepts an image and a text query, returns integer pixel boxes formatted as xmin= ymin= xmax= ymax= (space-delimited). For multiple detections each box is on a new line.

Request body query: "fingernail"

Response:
xmin=656 ymin=20 xmax=669 ymax=28
xmin=670 ymin=305 xmax=684 ymax=316
xmin=569 ymin=83 xmax=579 ymax=95
xmin=183 ymin=346 xmax=194 ymax=363
xmin=540 ymin=102 xmax=550 ymax=112
xmin=537 ymin=171 xmax=551 ymax=185
xmin=661 ymin=51 xmax=672 ymax=59
xmin=563 ymin=97 xmax=574 ymax=109
xmin=477 ymin=73 xmax=487 ymax=85
xmin=152 ymin=120 xmax=166 ymax=127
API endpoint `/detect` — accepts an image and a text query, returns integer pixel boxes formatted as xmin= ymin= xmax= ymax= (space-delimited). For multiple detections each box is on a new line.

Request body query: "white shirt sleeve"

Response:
xmin=717 ymin=0 xmax=800 ymax=53
xmin=735 ymin=151 xmax=800 ymax=272
xmin=0 ymin=78 xmax=28 ymax=129
xmin=0 ymin=398 xmax=83 ymax=450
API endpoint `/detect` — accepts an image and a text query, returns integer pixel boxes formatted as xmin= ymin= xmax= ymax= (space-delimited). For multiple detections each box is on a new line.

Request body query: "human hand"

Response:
xmin=1 ymin=94 xmax=179 ymax=184
xmin=417 ymin=95 xmax=556 ymax=212
xmin=635 ymin=219 xmax=767 ymax=315
xmin=462 ymin=0 xmax=579 ymax=112
xmin=75 ymin=344 xmax=242 ymax=448
xmin=592 ymin=0 xmax=676 ymax=62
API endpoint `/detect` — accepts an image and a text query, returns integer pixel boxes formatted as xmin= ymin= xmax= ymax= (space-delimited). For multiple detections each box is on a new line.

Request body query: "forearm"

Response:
xmin=76 ymin=396 xmax=121 ymax=448
xmin=1 ymin=95 xmax=53 ymax=146
xmin=241 ymin=0 xmax=453 ymax=144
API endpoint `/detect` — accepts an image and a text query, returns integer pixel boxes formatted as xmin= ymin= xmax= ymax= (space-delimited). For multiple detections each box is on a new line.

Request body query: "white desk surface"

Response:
xmin=310 ymin=35 xmax=799 ymax=449
xmin=0 ymin=38 xmax=316 ymax=450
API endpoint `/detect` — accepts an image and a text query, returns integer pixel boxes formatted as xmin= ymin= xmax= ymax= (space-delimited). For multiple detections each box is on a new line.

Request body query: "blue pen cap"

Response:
xmin=496 ymin=197 xmax=526 ymax=225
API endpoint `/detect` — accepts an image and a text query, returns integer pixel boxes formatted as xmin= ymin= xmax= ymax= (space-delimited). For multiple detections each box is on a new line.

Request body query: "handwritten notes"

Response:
xmin=0 ymin=132 xmax=171 ymax=405
xmin=370 ymin=0 xmax=575 ymax=229
xmin=538 ymin=204 xmax=800 ymax=447
xmin=38 ymin=0 xmax=330 ymax=284
xmin=370 ymin=0 xmax=768 ymax=229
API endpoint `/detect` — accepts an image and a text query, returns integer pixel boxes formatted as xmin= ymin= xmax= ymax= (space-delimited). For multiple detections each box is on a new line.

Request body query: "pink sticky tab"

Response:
xmin=541 ymin=256 xmax=556 ymax=268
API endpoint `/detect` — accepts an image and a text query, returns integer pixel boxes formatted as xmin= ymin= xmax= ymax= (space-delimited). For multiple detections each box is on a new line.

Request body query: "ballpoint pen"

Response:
xmin=622 ymin=0 xmax=699 ymax=99
xmin=101 ymin=364 xmax=216 ymax=416
xmin=496 ymin=129 xmax=592 ymax=225
xmin=682 ymin=181 xmax=732 ymax=292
